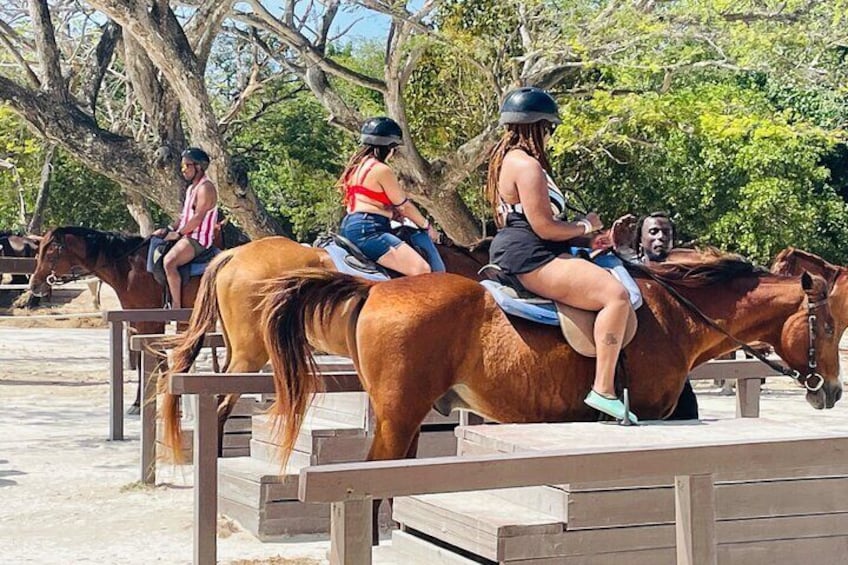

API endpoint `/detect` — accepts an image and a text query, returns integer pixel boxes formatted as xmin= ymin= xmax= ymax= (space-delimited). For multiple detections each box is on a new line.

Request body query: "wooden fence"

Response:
xmin=299 ymin=434 xmax=848 ymax=565
xmin=168 ymin=356 xmax=785 ymax=565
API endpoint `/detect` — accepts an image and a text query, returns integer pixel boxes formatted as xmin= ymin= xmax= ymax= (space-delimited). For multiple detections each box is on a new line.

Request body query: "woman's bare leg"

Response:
xmin=518 ymin=256 xmax=630 ymax=397
xmin=377 ymin=243 xmax=431 ymax=276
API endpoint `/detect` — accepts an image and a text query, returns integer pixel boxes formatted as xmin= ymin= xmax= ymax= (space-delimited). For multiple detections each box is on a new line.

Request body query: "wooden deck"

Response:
xmin=389 ymin=417 xmax=848 ymax=564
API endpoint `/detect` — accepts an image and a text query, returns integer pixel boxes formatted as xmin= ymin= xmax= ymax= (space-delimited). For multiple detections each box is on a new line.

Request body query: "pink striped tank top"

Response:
xmin=177 ymin=175 xmax=218 ymax=248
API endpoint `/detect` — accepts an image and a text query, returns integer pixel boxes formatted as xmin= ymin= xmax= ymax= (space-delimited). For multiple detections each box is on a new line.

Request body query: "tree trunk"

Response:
xmin=416 ymin=187 xmax=482 ymax=245
xmin=28 ymin=143 xmax=55 ymax=234
xmin=125 ymin=191 xmax=155 ymax=236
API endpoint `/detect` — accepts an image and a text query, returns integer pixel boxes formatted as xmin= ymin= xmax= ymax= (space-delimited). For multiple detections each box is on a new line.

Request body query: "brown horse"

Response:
xmin=260 ymin=252 xmax=844 ymax=473
xmin=28 ymin=226 xmax=212 ymax=412
xmin=160 ymin=235 xmax=490 ymax=458
xmin=772 ymin=247 xmax=848 ymax=321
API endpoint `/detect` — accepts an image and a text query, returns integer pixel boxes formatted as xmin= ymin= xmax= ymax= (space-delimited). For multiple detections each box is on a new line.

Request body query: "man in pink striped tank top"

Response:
xmin=153 ymin=147 xmax=218 ymax=308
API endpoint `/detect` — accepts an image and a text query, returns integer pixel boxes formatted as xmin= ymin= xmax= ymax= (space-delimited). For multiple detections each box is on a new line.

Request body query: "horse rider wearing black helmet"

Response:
xmin=153 ymin=147 xmax=219 ymax=309
xmin=338 ymin=117 xmax=442 ymax=276
xmin=486 ymin=87 xmax=638 ymax=423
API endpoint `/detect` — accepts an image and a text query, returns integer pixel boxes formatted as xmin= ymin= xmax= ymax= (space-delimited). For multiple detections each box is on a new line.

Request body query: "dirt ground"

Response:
xmin=1 ymin=285 xmax=847 ymax=563
xmin=0 ymin=286 xmax=330 ymax=564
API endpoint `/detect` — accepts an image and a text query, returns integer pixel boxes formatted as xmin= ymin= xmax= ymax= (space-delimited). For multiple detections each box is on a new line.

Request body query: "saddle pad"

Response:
xmin=556 ymin=302 xmax=637 ymax=358
xmin=480 ymin=280 xmax=637 ymax=357
xmin=146 ymin=236 xmax=220 ymax=285
xmin=479 ymin=280 xmax=559 ymax=325
xmin=322 ymin=243 xmax=389 ymax=282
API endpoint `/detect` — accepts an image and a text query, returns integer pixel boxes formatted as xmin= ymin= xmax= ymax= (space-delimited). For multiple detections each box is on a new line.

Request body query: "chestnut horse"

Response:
xmin=28 ymin=226 xmax=215 ymax=412
xmin=160 ymin=235 xmax=490 ymax=457
xmin=773 ymin=247 xmax=848 ymax=322
xmin=260 ymin=252 xmax=844 ymax=473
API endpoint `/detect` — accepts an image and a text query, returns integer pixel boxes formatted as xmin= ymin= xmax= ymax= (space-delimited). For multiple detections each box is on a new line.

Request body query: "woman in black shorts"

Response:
xmin=486 ymin=87 xmax=638 ymax=423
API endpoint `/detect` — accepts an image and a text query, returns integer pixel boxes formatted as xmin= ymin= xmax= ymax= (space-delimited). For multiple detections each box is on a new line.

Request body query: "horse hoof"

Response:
xmin=127 ymin=404 xmax=141 ymax=416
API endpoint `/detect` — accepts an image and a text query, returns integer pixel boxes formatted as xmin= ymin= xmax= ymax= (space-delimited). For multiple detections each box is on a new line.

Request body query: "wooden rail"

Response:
xmin=298 ymin=435 xmax=848 ymax=565
xmin=169 ymin=355 xmax=785 ymax=565
xmin=104 ymin=308 xmax=191 ymax=440
xmin=168 ymin=369 xmax=359 ymax=565
xmin=0 ymin=256 xmax=37 ymax=274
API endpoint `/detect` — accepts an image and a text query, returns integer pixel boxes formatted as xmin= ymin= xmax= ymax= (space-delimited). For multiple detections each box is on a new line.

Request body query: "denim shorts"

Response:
xmin=339 ymin=212 xmax=403 ymax=261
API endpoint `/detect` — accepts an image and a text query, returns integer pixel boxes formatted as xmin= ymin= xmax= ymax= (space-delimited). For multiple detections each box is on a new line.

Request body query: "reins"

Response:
xmin=623 ymin=255 xmax=826 ymax=393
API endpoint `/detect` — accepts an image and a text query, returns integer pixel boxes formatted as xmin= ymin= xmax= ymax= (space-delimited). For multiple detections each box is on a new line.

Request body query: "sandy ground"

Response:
xmin=1 ymin=294 xmax=848 ymax=563
xmin=0 ymin=285 xmax=329 ymax=564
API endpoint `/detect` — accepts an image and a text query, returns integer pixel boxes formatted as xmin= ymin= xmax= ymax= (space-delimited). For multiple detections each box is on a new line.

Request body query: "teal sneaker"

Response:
xmin=585 ymin=390 xmax=639 ymax=424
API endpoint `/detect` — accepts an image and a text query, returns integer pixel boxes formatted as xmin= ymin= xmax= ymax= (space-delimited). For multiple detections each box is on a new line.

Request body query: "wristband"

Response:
xmin=576 ymin=219 xmax=593 ymax=235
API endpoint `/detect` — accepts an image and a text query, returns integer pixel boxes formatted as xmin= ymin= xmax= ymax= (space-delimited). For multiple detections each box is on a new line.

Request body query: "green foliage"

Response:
xmin=0 ymin=105 xmax=138 ymax=233
xmin=547 ymin=83 xmax=848 ymax=264
xmin=229 ymin=93 xmax=351 ymax=240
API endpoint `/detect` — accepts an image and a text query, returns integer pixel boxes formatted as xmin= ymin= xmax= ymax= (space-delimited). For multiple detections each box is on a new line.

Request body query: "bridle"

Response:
xmin=630 ymin=260 xmax=828 ymax=393
xmin=42 ymin=237 xmax=92 ymax=287
xmin=40 ymin=233 xmax=151 ymax=288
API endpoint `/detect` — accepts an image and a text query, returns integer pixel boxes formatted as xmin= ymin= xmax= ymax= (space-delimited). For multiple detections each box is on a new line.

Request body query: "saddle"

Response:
xmin=314 ymin=233 xmax=390 ymax=281
xmin=146 ymin=236 xmax=220 ymax=287
xmin=480 ymin=250 xmax=641 ymax=357
xmin=314 ymin=228 xmax=434 ymax=281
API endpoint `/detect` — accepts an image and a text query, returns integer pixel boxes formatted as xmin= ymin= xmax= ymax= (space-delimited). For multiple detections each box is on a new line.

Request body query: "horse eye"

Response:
xmin=825 ymin=323 xmax=834 ymax=337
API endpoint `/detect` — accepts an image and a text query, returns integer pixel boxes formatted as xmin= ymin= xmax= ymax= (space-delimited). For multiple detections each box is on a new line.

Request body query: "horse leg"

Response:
xmin=377 ymin=429 xmax=422 ymax=536
xmin=213 ymin=341 xmax=268 ymax=457
xmin=216 ymin=393 xmax=241 ymax=457
xmin=366 ymin=412 xmax=428 ymax=545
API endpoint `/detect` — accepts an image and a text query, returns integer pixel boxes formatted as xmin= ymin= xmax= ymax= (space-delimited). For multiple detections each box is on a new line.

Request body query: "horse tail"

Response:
xmin=260 ymin=270 xmax=371 ymax=469
xmin=160 ymin=251 xmax=235 ymax=463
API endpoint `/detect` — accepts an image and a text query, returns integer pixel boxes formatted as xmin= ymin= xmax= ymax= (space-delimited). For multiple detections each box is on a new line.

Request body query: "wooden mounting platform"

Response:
xmin=390 ymin=418 xmax=848 ymax=564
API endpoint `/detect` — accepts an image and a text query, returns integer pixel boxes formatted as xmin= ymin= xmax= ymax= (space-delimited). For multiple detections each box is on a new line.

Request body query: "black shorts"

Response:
xmin=489 ymin=215 xmax=572 ymax=275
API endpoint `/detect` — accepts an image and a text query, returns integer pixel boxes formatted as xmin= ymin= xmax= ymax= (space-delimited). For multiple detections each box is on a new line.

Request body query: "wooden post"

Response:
xmin=194 ymin=393 xmax=218 ymax=565
xmin=365 ymin=399 xmax=376 ymax=437
xmin=675 ymin=473 xmax=717 ymax=565
xmin=109 ymin=319 xmax=124 ymax=441
xmin=329 ymin=498 xmax=372 ymax=565
xmin=459 ymin=410 xmax=484 ymax=426
xmin=736 ymin=378 xmax=761 ymax=418
xmin=140 ymin=350 xmax=159 ymax=485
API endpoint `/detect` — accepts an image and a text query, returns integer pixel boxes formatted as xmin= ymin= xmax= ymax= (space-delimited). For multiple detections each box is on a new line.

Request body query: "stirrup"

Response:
xmin=585 ymin=389 xmax=639 ymax=424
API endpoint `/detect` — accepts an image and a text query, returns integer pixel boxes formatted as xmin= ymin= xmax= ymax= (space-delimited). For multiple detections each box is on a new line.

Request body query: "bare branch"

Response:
xmin=28 ymin=0 xmax=68 ymax=100
xmin=237 ymin=2 xmax=387 ymax=93
xmin=81 ymin=20 xmax=121 ymax=115
xmin=185 ymin=0 xmax=233 ymax=71
xmin=0 ymin=26 xmax=40 ymax=87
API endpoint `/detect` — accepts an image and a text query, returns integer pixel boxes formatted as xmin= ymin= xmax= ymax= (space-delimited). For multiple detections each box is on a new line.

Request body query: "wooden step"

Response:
xmin=393 ymin=491 xmax=563 ymax=561
xmin=219 ymin=497 xmax=330 ymax=541
xmin=395 ymin=490 xmax=848 ymax=563
xmin=372 ymin=531 xmax=484 ymax=565
xmin=218 ymin=456 xmax=300 ymax=506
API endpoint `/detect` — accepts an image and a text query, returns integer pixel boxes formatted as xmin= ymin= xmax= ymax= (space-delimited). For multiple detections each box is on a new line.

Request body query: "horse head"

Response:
xmin=771 ymin=271 xmax=843 ymax=409
xmin=29 ymin=227 xmax=98 ymax=297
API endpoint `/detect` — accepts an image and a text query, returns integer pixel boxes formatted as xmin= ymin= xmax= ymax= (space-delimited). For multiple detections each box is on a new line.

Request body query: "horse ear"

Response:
xmin=801 ymin=271 xmax=814 ymax=292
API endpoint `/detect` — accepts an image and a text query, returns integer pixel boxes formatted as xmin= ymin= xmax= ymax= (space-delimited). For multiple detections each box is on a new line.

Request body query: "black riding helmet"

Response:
xmin=360 ymin=117 xmax=404 ymax=147
xmin=181 ymin=147 xmax=211 ymax=170
xmin=498 ymin=87 xmax=561 ymax=126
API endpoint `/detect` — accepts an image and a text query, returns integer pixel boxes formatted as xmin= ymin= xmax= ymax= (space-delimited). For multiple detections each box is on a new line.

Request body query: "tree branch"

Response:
xmin=0 ymin=25 xmax=40 ymax=88
xmin=185 ymin=0 xmax=233 ymax=72
xmin=236 ymin=3 xmax=387 ymax=93
xmin=28 ymin=0 xmax=68 ymax=100
xmin=82 ymin=20 xmax=121 ymax=115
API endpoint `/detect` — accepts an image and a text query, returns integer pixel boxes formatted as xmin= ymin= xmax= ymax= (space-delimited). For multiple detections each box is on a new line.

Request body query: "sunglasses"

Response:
xmin=180 ymin=162 xmax=196 ymax=172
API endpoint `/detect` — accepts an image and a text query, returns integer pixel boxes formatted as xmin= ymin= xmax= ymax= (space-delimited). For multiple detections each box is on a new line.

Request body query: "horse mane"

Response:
xmin=772 ymin=246 xmax=838 ymax=275
xmin=630 ymin=248 xmax=769 ymax=287
xmin=51 ymin=226 xmax=146 ymax=261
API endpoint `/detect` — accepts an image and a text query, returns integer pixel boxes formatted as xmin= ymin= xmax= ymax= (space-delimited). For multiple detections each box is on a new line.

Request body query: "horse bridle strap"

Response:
xmin=43 ymin=234 xmax=152 ymax=287
xmin=626 ymin=258 xmax=826 ymax=393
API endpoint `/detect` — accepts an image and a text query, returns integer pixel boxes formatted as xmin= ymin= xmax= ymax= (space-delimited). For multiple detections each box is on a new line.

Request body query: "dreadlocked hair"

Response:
xmin=485 ymin=122 xmax=552 ymax=228
xmin=337 ymin=144 xmax=395 ymax=207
